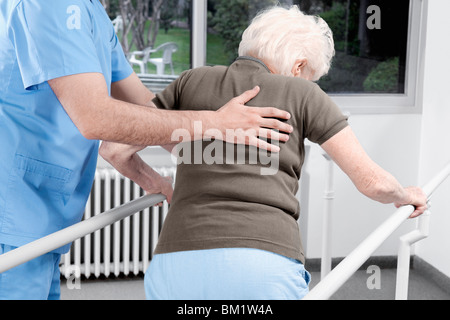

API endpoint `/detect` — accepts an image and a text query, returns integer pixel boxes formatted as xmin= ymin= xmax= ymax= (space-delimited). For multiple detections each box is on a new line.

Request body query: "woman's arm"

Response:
xmin=321 ymin=126 xmax=427 ymax=218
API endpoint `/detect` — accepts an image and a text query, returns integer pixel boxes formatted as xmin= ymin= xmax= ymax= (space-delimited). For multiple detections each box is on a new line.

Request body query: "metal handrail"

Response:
xmin=303 ymin=161 xmax=450 ymax=300
xmin=0 ymin=194 xmax=166 ymax=274
xmin=1 ymin=162 xmax=449 ymax=299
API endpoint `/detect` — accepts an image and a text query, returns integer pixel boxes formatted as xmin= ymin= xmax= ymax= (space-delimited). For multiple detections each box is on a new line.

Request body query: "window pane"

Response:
xmin=206 ymin=0 xmax=410 ymax=94
xmin=105 ymin=0 xmax=192 ymax=91
xmin=207 ymin=0 xmax=295 ymax=66
xmin=306 ymin=0 xmax=410 ymax=94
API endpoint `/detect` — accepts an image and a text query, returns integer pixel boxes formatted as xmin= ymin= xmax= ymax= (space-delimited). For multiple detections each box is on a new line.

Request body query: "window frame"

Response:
xmin=329 ymin=0 xmax=427 ymax=115
xmin=191 ymin=0 xmax=207 ymax=69
xmin=192 ymin=0 xmax=427 ymax=114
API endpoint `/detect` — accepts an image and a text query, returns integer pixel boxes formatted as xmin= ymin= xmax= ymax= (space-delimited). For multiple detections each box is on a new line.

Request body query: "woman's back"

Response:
xmin=152 ymin=57 xmax=348 ymax=263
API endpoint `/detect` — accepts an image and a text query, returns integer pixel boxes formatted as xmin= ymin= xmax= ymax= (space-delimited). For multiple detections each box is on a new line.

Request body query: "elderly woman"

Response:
xmin=102 ymin=6 xmax=427 ymax=300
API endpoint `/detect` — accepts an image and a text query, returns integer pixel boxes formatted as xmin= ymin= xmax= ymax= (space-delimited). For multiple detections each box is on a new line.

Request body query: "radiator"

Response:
xmin=59 ymin=167 xmax=176 ymax=279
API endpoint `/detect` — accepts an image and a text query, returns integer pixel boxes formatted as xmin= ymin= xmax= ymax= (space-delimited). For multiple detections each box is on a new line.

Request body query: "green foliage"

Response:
xmin=319 ymin=2 xmax=346 ymax=44
xmin=363 ymin=57 xmax=400 ymax=93
xmin=210 ymin=0 xmax=248 ymax=63
xmin=160 ymin=0 xmax=179 ymax=34
xmin=210 ymin=0 xmax=280 ymax=64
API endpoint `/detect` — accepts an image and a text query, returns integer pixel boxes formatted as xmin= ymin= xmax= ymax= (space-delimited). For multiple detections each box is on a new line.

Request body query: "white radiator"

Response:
xmin=60 ymin=167 xmax=176 ymax=279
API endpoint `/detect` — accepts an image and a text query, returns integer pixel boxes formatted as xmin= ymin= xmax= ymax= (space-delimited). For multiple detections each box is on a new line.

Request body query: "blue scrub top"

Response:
xmin=0 ymin=0 xmax=133 ymax=253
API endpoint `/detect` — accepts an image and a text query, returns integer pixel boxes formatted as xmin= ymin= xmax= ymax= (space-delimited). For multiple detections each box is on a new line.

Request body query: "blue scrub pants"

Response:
xmin=0 ymin=244 xmax=61 ymax=300
xmin=145 ymin=248 xmax=311 ymax=300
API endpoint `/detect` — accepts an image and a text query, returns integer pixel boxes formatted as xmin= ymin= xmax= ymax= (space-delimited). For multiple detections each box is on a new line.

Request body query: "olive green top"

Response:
xmin=153 ymin=57 xmax=348 ymax=263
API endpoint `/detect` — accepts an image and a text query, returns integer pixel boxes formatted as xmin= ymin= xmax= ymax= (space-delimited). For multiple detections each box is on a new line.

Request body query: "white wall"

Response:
xmin=416 ymin=0 xmax=450 ymax=278
xmin=302 ymin=0 xmax=450 ymax=280
xmin=301 ymin=114 xmax=422 ymax=259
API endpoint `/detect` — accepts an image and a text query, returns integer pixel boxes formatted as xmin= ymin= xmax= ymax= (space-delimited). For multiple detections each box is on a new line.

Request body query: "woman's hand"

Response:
xmin=395 ymin=186 xmax=428 ymax=219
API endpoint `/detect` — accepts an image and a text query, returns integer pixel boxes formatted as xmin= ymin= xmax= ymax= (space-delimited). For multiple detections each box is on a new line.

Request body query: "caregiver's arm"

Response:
xmin=96 ymin=72 xmax=174 ymax=201
xmin=108 ymin=72 xmax=175 ymax=153
xmin=48 ymin=72 xmax=292 ymax=151
xmin=321 ymin=126 xmax=427 ymax=218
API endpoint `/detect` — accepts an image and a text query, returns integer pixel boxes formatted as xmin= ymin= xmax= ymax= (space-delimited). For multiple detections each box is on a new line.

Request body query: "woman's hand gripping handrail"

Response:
xmin=303 ymin=161 xmax=450 ymax=300
xmin=0 ymin=194 xmax=166 ymax=274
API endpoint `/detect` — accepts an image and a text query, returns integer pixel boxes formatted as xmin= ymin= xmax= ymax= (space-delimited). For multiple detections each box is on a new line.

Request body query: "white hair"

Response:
xmin=238 ymin=6 xmax=335 ymax=81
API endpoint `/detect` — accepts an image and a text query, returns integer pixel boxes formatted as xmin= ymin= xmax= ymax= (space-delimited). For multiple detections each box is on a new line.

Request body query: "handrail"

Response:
xmin=321 ymin=154 xmax=335 ymax=280
xmin=0 ymin=194 xmax=166 ymax=274
xmin=395 ymin=209 xmax=431 ymax=299
xmin=303 ymin=161 xmax=450 ymax=300
xmin=1 ymin=162 xmax=449 ymax=298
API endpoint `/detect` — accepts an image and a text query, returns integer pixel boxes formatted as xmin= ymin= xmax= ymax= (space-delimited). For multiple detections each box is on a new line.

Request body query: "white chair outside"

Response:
xmin=128 ymin=47 xmax=155 ymax=74
xmin=148 ymin=42 xmax=178 ymax=75
xmin=128 ymin=42 xmax=178 ymax=75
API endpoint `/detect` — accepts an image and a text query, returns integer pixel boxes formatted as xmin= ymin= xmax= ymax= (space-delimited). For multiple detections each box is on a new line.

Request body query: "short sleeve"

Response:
xmin=8 ymin=0 xmax=102 ymax=90
xmin=111 ymin=32 xmax=133 ymax=83
xmin=303 ymin=84 xmax=348 ymax=145
xmin=153 ymin=70 xmax=192 ymax=110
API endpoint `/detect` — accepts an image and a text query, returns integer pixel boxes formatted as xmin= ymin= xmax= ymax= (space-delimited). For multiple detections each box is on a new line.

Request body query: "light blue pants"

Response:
xmin=145 ymin=248 xmax=311 ymax=300
xmin=0 ymin=244 xmax=61 ymax=300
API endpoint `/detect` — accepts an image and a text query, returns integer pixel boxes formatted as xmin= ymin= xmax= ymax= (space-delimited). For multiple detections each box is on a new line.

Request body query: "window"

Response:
xmin=104 ymin=0 xmax=425 ymax=113
xmin=104 ymin=0 xmax=192 ymax=92
xmin=205 ymin=0 xmax=425 ymax=113
xmin=303 ymin=0 xmax=410 ymax=95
